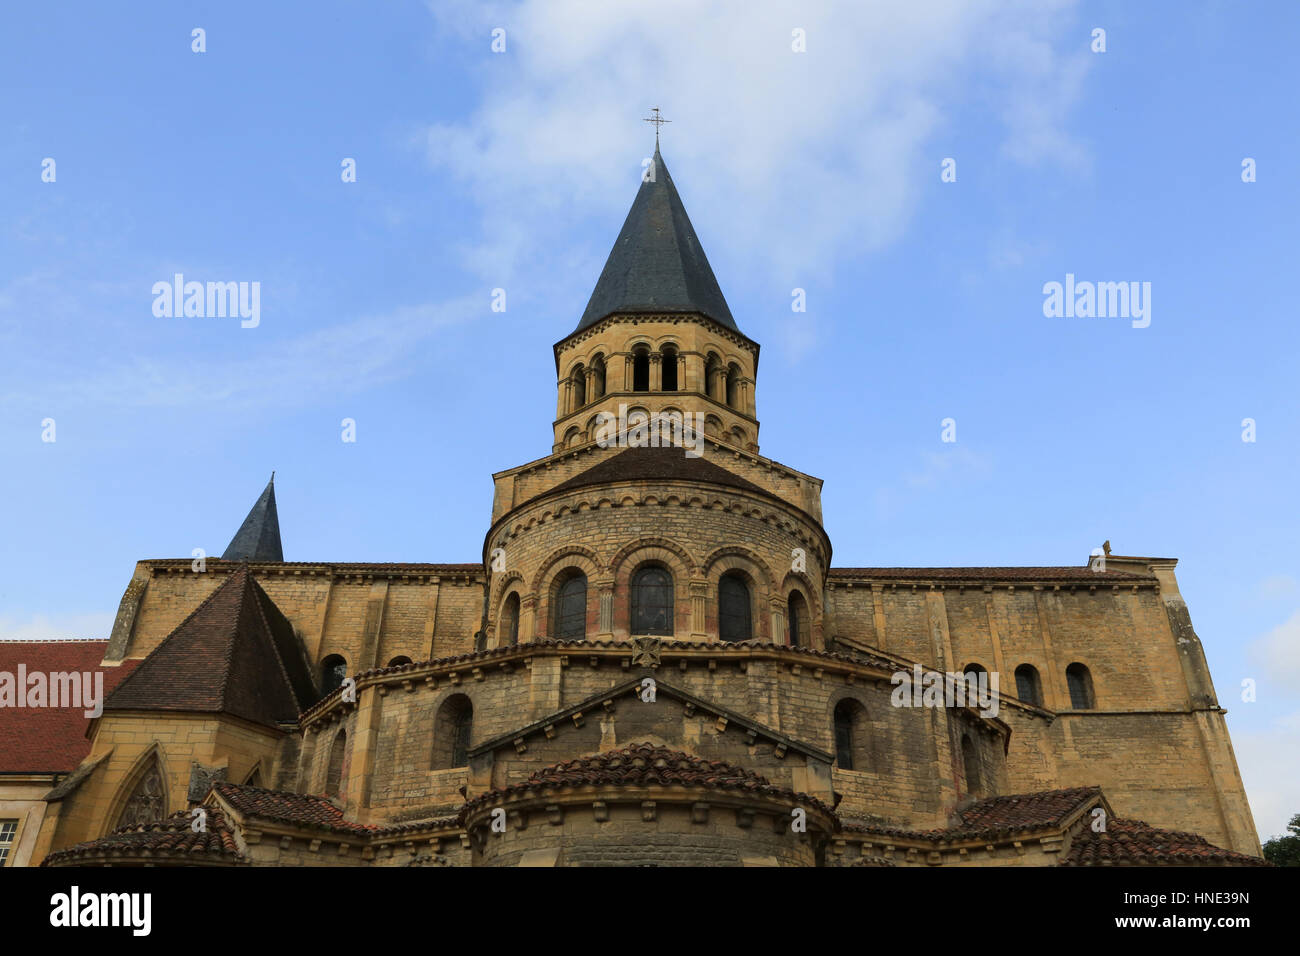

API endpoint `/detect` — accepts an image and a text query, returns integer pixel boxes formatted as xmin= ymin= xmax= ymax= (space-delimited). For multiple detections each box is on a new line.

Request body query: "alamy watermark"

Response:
xmin=152 ymin=273 xmax=260 ymax=328
xmin=1042 ymin=273 xmax=1150 ymax=329
xmin=0 ymin=666 xmax=104 ymax=718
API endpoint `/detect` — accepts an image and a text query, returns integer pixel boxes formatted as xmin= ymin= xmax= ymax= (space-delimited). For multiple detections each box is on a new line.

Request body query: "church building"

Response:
xmin=2 ymin=143 xmax=1264 ymax=867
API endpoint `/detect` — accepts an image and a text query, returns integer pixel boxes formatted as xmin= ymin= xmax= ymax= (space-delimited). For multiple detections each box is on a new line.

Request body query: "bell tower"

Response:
xmin=552 ymin=144 xmax=760 ymax=455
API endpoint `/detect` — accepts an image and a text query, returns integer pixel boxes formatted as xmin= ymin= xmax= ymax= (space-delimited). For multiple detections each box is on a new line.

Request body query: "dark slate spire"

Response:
xmin=222 ymin=473 xmax=283 ymax=562
xmin=576 ymin=147 xmax=737 ymax=333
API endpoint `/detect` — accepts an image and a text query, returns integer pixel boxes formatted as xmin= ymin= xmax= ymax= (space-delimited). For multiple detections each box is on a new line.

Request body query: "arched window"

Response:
xmin=718 ymin=573 xmax=752 ymax=642
xmin=386 ymin=656 xmax=412 ymax=668
xmin=833 ymin=700 xmax=866 ymax=771
xmin=726 ymin=364 xmax=740 ymax=408
xmin=631 ymin=565 xmax=674 ymax=635
xmin=961 ymin=734 xmax=982 ymax=795
xmin=501 ymin=592 xmax=520 ymax=646
xmin=632 ymin=348 xmax=650 ymax=392
xmin=572 ymin=365 xmax=586 ymax=408
xmin=661 ymin=345 xmax=678 ymax=391
xmin=320 ymin=655 xmax=347 ymax=696
xmin=591 ymin=355 xmax=606 ymax=400
xmin=961 ymin=663 xmax=986 ymax=702
xmin=1014 ymin=664 xmax=1043 ymax=707
xmin=326 ymin=729 xmax=346 ymax=797
xmin=1066 ymin=663 xmax=1095 ymax=709
xmin=787 ymin=591 xmax=809 ymax=647
xmin=554 ymin=573 xmax=587 ymax=640
xmin=116 ymin=753 xmax=167 ymax=828
xmin=433 ymin=695 xmax=473 ymax=769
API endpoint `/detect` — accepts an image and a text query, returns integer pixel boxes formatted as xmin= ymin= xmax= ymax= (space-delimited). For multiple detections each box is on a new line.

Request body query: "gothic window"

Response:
xmin=661 ymin=345 xmax=678 ymax=391
xmin=718 ymin=573 xmax=752 ymax=642
xmin=833 ymin=700 xmax=866 ymax=771
xmin=554 ymin=573 xmax=587 ymax=640
xmin=962 ymin=734 xmax=983 ymax=795
xmin=502 ymin=592 xmax=520 ymax=646
xmin=1066 ymin=663 xmax=1095 ymax=709
xmin=787 ymin=591 xmax=809 ymax=647
xmin=117 ymin=754 xmax=167 ymax=828
xmin=631 ymin=565 xmax=674 ymax=635
xmin=326 ymin=729 xmax=346 ymax=797
xmin=633 ymin=348 xmax=650 ymax=392
xmin=320 ymin=655 xmax=347 ymax=696
xmin=433 ymin=695 xmax=473 ymax=769
xmin=1015 ymin=664 xmax=1043 ymax=707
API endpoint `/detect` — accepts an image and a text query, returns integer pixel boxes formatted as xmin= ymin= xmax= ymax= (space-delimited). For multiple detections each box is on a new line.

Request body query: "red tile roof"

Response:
xmin=104 ymin=565 xmax=312 ymax=728
xmin=1064 ymin=818 xmax=1269 ymax=866
xmin=211 ymin=782 xmax=382 ymax=836
xmin=829 ymin=567 xmax=1154 ymax=583
xmin=0 ymin=641 xmax=139 ymax=773
xmin=42 ymin=806 xmax=244 ymax=866
xmin=461 ymin=742 xmax=835 ymax=819
xmin=844 ymin=787 xmax=1102 ymax=842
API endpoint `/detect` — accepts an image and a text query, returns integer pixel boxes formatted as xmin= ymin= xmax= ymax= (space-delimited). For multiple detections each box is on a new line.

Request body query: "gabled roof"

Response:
xmin=1063 ymin=817 xmax=1269 ymax=866
xmin=575 ymin=147 xmax=736 ymax=333
xmin=0 ymin=641 xmax=140 ymax=773
xmin=222 ymin=474 xmax=283 ymax=561
xmin=103 ymin=565 xmax=313 ymax=728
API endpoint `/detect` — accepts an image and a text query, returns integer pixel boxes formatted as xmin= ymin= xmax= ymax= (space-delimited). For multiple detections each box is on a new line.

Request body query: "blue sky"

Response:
xmin=1 ymin=1 xmax=1296 ymax=840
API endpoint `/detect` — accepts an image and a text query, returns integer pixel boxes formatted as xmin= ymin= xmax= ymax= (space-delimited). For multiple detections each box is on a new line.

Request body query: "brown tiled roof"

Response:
xmin=830 ymin=567 xmax=1154 ymax=583
xmin=42 ymin=806 xmax=244 ymax=866
xmin=1063 ymin=818 xmax=1269 ymax=866
xmin=145 ymin=559 xmax=483 ymax=574
xmin=461 ymin=742 xmax=835 ymax=819
xmin=0 ymin=641 xmax=140 ymax=773
xmin=104 ymin=564 xmax=311 ymax=728
xmin=212 ymin=782 xmax=381 ymax=836
xmin=844 ymin=787 xmax=1102 ymax=842
xmin=545 ymin=445 xmax=769 ymax=499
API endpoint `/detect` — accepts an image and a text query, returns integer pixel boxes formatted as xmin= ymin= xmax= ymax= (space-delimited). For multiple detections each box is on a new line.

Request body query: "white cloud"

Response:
xmin=1233 ymin=710 xmax=1300 ymax=844
xmin=1249 ymin=610 xmax=1300 ymax=690
xmin=423 ymin=0 xmax=1090 ymax=286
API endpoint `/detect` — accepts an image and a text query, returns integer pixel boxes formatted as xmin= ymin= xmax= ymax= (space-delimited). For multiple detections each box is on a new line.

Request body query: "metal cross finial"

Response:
xmin=643 ymin=107 xmax=670 ymax=148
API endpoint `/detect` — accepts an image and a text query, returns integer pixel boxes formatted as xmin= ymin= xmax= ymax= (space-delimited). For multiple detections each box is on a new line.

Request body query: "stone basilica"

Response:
xmin=3 ymin=145 xmax=1263 ymax=867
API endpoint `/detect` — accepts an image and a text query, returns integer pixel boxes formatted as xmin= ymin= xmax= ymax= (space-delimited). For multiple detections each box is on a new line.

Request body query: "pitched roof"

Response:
xmin=1063 ymin=818 xmax=1269 ymax=866
xmin=546 ymin=444 xmax=768 ymax=500
xmin=212 ymin=782 xmax=381 ymax=836
xmin=103 ymin=565 xmax=313 ymax=727
xmin=222 ymin=474 xmax=283 ymax=561
xmin=0 ymin=641 xmax=140 ymax=773
xmin=844 ymin=786 xmax=1104 ymax=842
xmin=829 ymin=566 xmax=1156 ymax=583
xmin=575 ymin=147 xmax=736 ymax=333
xmin=42 ymin=806 xmax=244 ymax=866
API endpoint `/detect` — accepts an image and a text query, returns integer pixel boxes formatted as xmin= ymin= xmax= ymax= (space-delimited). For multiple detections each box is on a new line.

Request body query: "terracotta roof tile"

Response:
xmin=104 ymin=564 xmax=311 ymax=727
xmin=212 ymin=782 xmax=381 ymax=836
xmin=829 ymin=567 xmax=1154 ymax=583
xmin=461 ymin=742 xmax=835 ymax=820
xmin=1063 ymin=818 xmax=1269 ymax=866
xmin=42 ymin=806 xmax=244 ymax=866
xmin=0 ymin=641 xmax=140 ymax=773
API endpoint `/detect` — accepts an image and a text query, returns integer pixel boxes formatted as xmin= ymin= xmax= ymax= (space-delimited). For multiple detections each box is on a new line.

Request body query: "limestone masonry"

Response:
xmin=3 ymin=147 xmax=1263 ymax=867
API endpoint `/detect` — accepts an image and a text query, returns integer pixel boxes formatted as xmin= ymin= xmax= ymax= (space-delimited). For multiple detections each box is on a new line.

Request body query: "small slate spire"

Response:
xmin=221 ymin=473 xmax=283 ymax=562
xmin=575 ymin=144 xmax=737 ymax=333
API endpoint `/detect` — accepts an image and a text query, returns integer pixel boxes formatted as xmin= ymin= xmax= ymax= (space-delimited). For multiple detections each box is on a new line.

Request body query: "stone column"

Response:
xmin=769 ymin=600 xmax=785 ymax=645
xmin=556 ymin=379 xmax=568 ymax=420
xmin=623 ymin=355 xmax=633 ymax=392
xmin=690 ymin=580 xmax=709 ymax=640
xmin=596 ymin=579 xmax=615 ymax=640
xmin=650 ymin=354 xmax=662 ymax=391
xmin=676 ymin=354 xmax=686 ymax=393
xmin=710 ymin=367 xmax=727 ymax=404
xmin=520 ymin=594 xmax=537 ymax=642
xmin=584 ymin=367 xmax=596 ymax=407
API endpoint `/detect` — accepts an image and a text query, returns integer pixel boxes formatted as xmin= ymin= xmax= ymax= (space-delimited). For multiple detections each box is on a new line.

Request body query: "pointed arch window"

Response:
xmin=718 ymin=573 xmax=752 ymax=642
xmin=116 ymin=754 xmax=167 ymax=828
xmin=631 ymin=565 xmax=674 ymax=635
